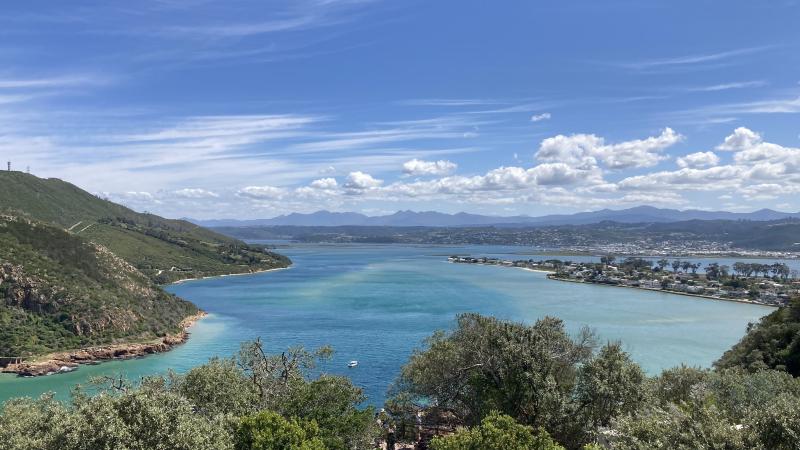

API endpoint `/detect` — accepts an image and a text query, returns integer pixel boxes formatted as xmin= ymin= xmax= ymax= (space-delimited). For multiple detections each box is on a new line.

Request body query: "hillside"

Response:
xmin=0 ymin=215 xmax=198 ymax=358
xmin=0 ymin=171 xmax=290 ymax=283
xmin=716 ymin=298 xmax=800 ymax=375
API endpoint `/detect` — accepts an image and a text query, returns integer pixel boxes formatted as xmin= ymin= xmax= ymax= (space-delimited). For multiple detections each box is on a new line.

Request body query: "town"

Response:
xmin=448 ymin=255 xmax=799 ymax=307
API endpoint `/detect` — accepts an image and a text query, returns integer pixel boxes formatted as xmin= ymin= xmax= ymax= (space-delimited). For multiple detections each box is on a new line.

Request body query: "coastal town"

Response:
xmin=449 ymin=255 xmax=799 ymax=307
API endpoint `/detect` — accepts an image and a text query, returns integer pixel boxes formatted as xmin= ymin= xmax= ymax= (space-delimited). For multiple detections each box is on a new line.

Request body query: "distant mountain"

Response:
xmin=193 ymin=206 xmax=800 ymax=228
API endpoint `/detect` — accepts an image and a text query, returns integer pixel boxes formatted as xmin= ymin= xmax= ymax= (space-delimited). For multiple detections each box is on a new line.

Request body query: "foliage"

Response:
xmin=0 ymin=216 xmax=197 ymax=357
xmin=0 ymin=390 xmax=233 ymax=450
xmin=391 ymin=313 xmax=596 ymax=447
xmin=429 ymin=412 xmax=564 ymax=450
xmin=716 ymin=298 xmax=800 ymax=375
xmin=235 ymin=411 xmax=325 ymax=450
xmin=612 ymin=368 xmax=800 ymax=449
xmin=575 ymin=342 xmax=645 ymax=428
xmin=0 ymin=341 xmax=377 ymax=450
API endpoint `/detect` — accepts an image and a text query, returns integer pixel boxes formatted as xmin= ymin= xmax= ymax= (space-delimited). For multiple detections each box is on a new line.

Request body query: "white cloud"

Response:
xmin=172 ymin=188 xmax=219 ymax=198
xmin=676 ymin=151 xmax=720 ymax=168
xmin=530 ymin=112 xmax=551 ymax=122
xmin=687 ymin=80 xmax=766 ymax=92
xmin=344 ymin=171 xmax=383 ymax=190
xmin=236 ymin=185 xmax=287 ymax=199
xmin=309 ymin=177 xmax=338 ymax=189
xmin=536 ymin=128 xmax=682 ymax=170
xmin=716 ymin=127 xmax=762 ymax=151
xmin=402 ymin=158 xmax=457 ymax=176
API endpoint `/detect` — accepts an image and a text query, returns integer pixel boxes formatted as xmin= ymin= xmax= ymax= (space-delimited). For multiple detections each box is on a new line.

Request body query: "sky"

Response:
xmin=2 ymin=0 xmax=800 ymax=219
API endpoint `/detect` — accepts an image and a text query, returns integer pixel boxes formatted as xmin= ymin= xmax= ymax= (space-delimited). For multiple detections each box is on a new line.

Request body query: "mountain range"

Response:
xmin=193 ymin=206 xmax=800 ymax=228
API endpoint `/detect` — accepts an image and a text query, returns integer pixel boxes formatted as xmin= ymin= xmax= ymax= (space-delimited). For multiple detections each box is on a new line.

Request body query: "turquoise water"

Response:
xmin=0 ymin=244 xmax=774 ymax=406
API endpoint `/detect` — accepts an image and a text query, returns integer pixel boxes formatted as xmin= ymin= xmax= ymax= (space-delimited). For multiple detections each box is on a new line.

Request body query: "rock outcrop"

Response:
xmin=1 ymin=312 xmax=206 ymax=377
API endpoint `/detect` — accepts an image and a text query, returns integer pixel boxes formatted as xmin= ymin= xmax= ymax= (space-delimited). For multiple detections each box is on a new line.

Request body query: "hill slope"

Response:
xmin=0 ymin=171 xmax=290 ymax=283
xmin=716 ymin=298 xmax=800 ymax=375
xmin=0 ymin=215 xmax=198 ymax=358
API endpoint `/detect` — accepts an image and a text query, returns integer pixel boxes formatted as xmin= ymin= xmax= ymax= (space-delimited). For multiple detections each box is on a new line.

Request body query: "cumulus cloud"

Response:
xmin=309 ymin=177 xmax=338 ymax=189
xmin=172 ymin=188 xmax=219 ymax=198
xmin=402 ymin=158 xmax=457 ymax=176
xmin=236 ymin=185 xmax=287 ymax=199
xmin=530 ymin=112 xmax=551 ymax=122
xmin=676 ymin=151 xmax=720 ymax=168
xmin=186 ymin=126 xmax=800 ymax=215
xmin=536 ymin=128 xmax=682 ymax=170
xmin=344 ymin=171 xmax=383 ymax=190
xmin=716 ymin=127 xmax=762 ymax=151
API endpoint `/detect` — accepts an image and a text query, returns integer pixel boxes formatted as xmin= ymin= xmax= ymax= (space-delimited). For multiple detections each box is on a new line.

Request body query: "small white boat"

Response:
xmin=347 ymin=360 xmax=358 ymax=368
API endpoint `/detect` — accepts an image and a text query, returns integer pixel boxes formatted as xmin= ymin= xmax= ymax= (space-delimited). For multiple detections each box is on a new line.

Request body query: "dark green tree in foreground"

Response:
xmin=0 ymin=339 xmax=378 ymax=450
xmin=390 ymin=313 xmax=597 ymax=447
xmin=429 ymin=411 xmax=564 ymax=450
xmin=235 ymin=411 xmax=325 ymax=450
xmin=575 ymin=342 xmax=645 ymax=429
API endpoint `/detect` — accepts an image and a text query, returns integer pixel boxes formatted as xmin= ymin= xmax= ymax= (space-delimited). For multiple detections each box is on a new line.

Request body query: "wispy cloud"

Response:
xmin=685 ymin=80 xmax=767 ymax=92
xmin=617 ymin=46 xmax=772 ymax=72
xmin=398 ymin=98 xmax=507 ymax=107
xmin=0 ymin=74 xmax=109 ymax=89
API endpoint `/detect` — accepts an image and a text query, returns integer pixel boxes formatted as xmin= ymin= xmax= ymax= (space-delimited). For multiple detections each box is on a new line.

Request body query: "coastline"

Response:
xmin=453 ymin=261 xmax=778 ymax=308
xmin=1 ymin=311 xmax=208 ymax=377
xmin=0 ymin=265 xmax=290 ymax=378
xmin=168 ymin=265 xmax=291 ymax=285
xmin=547 ymin=275 xmax=776 ymax=308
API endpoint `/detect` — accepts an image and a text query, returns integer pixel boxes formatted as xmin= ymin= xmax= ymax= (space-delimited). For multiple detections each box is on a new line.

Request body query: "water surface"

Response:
xmin=0 ymin=244 xmax=773 ymax=406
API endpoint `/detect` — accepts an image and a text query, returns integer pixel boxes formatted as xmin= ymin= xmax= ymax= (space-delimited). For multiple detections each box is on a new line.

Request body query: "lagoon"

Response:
xmin=0 ymin=244 xmax=773 ymax=406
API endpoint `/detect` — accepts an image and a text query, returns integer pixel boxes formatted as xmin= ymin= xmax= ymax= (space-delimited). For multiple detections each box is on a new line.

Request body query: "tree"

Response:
xmin=280 ymin=375 xmax=377 ymax=450
xmin=235 ymin=411 xmax=325 ymax=450
xmin=173 ymin=357 xmax=259 ymax=417
xmin=704 ymin=263 xmax=720 ymax=280
xmin=391 ymin=313 xmax=596 ymax=446
xmin=575 ymin=342 xmax=646 ymax=428
xmin=600 ymin=256 xmax=616 ymax=266
xmin=671 ymin=260 xmax=681 ymax=273
xmin=656 ymin=259 xmax=668 ymax=272
xmin=0 ymin=390 xmax=234 ymax=450
xmin=651 ymin=365 xmax=708 ymax=406
xmin=429 ymin=412 xmax=564 ymax=450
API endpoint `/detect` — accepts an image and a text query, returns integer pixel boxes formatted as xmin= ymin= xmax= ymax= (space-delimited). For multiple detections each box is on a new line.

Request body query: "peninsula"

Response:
xmin=449 ymin=255 xmax=795 ymax=307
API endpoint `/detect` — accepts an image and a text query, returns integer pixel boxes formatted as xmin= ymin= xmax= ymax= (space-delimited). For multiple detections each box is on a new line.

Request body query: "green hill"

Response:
xmin=715 ymin=298 xmax=800 ymax=375
xmin=0 ymin=171 xmax=290 ymax=283
xmin=0 ymin=215 xmax=198 ymax=357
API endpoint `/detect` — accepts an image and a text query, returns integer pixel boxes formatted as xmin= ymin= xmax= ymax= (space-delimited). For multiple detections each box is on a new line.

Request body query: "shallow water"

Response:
xmin=0 ymin=244 xmax=773 ymax=406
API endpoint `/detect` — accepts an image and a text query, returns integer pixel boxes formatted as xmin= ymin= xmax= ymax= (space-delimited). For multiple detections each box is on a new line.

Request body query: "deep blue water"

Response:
xmin=0 ymin=244 xmax=774 ymax=406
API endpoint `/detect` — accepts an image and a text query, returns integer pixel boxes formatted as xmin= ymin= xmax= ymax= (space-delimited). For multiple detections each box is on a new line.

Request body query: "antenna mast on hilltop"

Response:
xmin=6 ymin=161 xmax=10 ymax=172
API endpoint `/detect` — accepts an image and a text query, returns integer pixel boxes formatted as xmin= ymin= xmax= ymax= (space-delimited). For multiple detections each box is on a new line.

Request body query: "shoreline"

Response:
xmin=1 ymin=311 xmax=208 ymax=378
xmin=2 ymin=265 xmax=290 ymax=377
xmin=452 ymin=261 xmax=778 ymax=308
xmin=547 ymin=275 xmax=776 ymax=308
xmin=168 ymin=265 xmax=291 ymax=285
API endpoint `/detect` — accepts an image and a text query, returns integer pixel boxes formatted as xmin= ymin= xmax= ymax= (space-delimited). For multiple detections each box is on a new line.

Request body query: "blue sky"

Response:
xmin=2 ymin=0 xmax=800 ymax=219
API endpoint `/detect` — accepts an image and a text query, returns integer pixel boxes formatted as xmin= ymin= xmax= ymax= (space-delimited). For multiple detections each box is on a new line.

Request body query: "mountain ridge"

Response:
xmin=192 ymin=206 xmax=800 ymax=228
